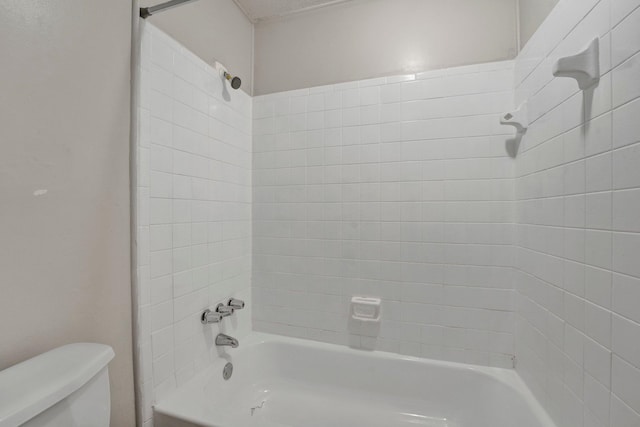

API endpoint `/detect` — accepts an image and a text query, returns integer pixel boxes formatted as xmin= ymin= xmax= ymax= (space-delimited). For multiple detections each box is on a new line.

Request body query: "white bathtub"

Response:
xmin=154 ymin=333 xmax=556 ymax=427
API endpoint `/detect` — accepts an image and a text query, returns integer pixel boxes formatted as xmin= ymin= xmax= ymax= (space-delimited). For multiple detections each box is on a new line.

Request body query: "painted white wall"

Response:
xmin=252 ymin=61 xmax=517 ymax=366
xmin=253 ymin=0 xmax=519 ymax=95
xmin=136 ymin=22 xmax=253 ymax=426
xmin=513 ymin=0 xmax=640 ymax=426
xmin=140 ymin=0 xmax=254 ymax=94
xmin=0 ymin=1 xmax=135 ymax=426
xmin=518 ymin=0 xmax=560 ymax=48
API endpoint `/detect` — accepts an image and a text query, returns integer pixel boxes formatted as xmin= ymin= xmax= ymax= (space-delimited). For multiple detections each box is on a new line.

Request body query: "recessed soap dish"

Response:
xmin=351 ymin=296 xmax=381 ymax=322
xmin=348 ymin=296 xmax=381 ymax=338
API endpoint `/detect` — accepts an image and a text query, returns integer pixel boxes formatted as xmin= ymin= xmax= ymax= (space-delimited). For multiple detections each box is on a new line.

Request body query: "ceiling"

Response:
xmin=232 ymin=0 xmax=353 ymax=23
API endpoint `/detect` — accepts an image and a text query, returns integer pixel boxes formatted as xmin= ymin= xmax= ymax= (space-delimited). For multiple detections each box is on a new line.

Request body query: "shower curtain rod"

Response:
xmin=140 ymin=0 xmax=200 ymax=18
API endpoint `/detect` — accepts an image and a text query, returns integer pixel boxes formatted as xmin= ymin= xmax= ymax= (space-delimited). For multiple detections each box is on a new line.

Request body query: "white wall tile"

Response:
xmin=612 ymin=98 xmax=640 ymax=149
xmin=612 ymin=51 xmax=640 ymax=107
xmin=610 ymin=394 xmax=640 ymax=426
xmin=612 ymin=273 xmax=640 ymax=323
xmin=611 ymin=0 xmax=640 ymax=28
xmin=613 ymin=232 xmax=640 ymax=277
xmin=613 ymin=143 xmax=640 ymax=189
xmin=612 ymin=6 xmax=640 ymax=67
xmin=612 ymin=355 xmax=640 ymax=413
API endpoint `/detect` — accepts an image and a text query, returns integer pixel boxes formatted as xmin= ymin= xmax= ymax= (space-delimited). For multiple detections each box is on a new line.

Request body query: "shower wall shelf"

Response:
xmin=552 ymin=38 xmax=600 ymax=90
xmin=500 ymin=103 xmax=528 ymax=133
xmin=500 ymin=102 xmax=528 ymax=158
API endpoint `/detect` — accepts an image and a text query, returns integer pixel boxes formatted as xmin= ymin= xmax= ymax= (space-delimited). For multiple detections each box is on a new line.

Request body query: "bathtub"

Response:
xmin=154 ymin=333 xmax=556 ymax=427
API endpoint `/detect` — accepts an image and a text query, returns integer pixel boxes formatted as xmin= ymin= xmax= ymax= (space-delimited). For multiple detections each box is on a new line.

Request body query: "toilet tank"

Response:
xmin=0 ymin=343 xmax=114 ymax=427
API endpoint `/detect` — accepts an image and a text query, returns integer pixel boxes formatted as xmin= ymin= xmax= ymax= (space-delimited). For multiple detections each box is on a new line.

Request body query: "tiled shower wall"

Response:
xmin=513 ymin=0 xmax=640 ymax=426
xmin=135 ymin=22 xmax=252 ymax=426
xmin=252 ymin=62 xmax=518 ymax=367
xmin=135 ymin=2 xmax=640 ymax=426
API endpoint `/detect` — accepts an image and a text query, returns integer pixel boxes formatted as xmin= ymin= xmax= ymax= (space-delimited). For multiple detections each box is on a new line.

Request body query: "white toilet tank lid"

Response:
xmin=0 ymin=343 xmax=114 ymax=427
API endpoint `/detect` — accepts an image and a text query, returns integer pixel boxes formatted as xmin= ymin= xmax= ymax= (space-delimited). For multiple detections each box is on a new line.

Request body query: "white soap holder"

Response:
xmin=552 ymin=38 xmax=600 ymax=90
xmin=348 ymin=296 xmax=381 ymax=338
xmin=350 ymin=296 xmax=381 ymax=322
xmin=500 ymin=102 xmax=528 ymax=133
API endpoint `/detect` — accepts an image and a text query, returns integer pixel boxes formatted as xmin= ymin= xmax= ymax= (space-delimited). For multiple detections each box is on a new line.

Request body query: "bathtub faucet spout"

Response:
xmin=215 ymin=333 xmax=239 ymax=348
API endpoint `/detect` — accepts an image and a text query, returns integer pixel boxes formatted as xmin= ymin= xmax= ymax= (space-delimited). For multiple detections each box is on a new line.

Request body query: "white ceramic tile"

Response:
xmin=586 ymin=153 xmax=612 ymax=193
xmin=612 ymin=273 xmax=640 ymax=323
xmin=612 ymin=51 xmax=640 ymax=108
xmin=612 ymin=355 xmax=640 ymax=413
xmin=612 ymin=5 xmax=640 ymax=67
xmin=584 ymin=372 xmax=611 ymax=426
xmin=584 ymin=336 xmax=612 ymax=388
xmin=150 ymin=225 xmax=172 ymax=251
xmin=150 ymin=275 xmax=173 ymax=305
xmin=585 ymin=230 xmax=612 ymax=270
xmin=612 ymin=314 xmax=640 ymax=369
xmin=613 ymin=143 xmax=640 ymax=189
xmin=585 ymin=112 xmax=612 ymax=157
xmin=613 ymin=189 xmax=640 ymax=232
xmin=613 ymin=232 xmax=640 ymax=278
xmin=585 ymin=301 xmax=611 ymax=347
xmin=586 ymin=192 xmax=612 ymax=230
xmin=611 ymin=0 xmax=640 ymax=28
xmin=610 ymin=393 xmax=640 ymax=427
xmin=612 ymin=98 xmax=640 ymax=149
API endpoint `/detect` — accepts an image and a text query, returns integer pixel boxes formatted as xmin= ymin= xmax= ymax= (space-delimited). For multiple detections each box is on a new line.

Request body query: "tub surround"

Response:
xmin=136 ymin=22 xmax=253 ymax=426
xmin=136 ymin=1 xmax=640 ymax=426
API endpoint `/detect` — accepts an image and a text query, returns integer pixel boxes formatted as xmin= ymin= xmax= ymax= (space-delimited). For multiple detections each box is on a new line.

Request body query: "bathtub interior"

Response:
xmin=154 ymin=334 xmax=556 ymax=427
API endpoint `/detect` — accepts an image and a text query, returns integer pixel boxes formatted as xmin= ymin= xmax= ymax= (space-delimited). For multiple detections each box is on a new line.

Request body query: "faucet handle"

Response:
xmin=228 ymin=298 xmax=245 ymax=310
xmin=216 ymin=303 xmax=234 ymax=317
xmin=201 ymin=309 xmax=222 ymax=324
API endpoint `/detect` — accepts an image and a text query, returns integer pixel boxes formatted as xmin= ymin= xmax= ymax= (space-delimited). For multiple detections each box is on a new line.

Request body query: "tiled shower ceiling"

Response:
xmin=233 ymin=0 xmax=353 ymax=22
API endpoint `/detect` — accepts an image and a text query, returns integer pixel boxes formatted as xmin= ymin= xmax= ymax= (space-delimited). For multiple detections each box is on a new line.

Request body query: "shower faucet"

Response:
xmin=201 ymin=309 xmax=223 ymax=324
xmin=201 ymin=304 xmax=233 ymax=324
xmin=215 ymin=333 xmax=239 ymax=348
xmin=228 ymin=298 xmax=245 ymax=310
xmin=216 ymin=304 xmax=234 ymax=317
xmin=200 ymin=299 xmax=245 ymax=324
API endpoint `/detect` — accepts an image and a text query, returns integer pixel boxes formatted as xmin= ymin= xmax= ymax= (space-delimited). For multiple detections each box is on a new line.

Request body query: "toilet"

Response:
xmin=0 ymin=343 xmax=114 ymax=427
